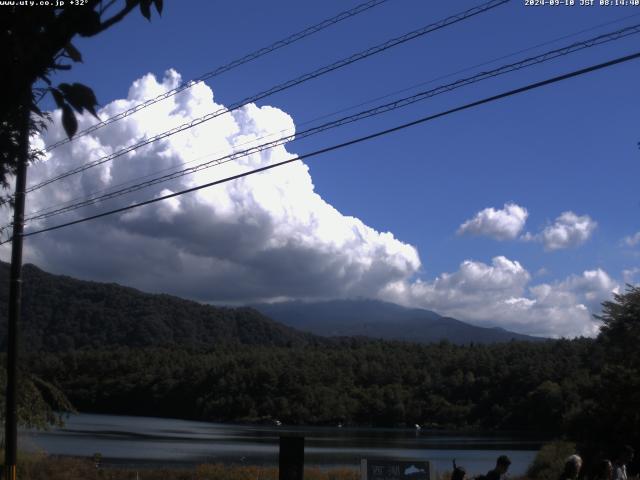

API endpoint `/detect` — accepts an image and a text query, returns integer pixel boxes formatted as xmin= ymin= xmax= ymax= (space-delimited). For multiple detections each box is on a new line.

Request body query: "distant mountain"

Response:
xmin=0 ymin=262 xmax=321 ymax=351
xmin=252 ymin=299 xmax=545 ymax=344
xmin=0 ymin=261 xmax=542 ymax=352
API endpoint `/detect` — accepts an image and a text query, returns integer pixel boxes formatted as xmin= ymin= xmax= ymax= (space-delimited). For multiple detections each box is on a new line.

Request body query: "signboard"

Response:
xmin=361 ymin=459 xmax=432 ymax=480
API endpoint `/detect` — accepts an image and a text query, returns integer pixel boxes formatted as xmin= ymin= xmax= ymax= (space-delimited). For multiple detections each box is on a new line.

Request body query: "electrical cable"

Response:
xmin=3 ymin=49 xmax=637 ymax=245
xmin=19 ymin=22 xmax=640 ymax=224
xmin=23 ymin=12 xmax=640 ymax=222
xmin=42 ymin=0 xmax=391 ymax=151
xmin=23 ymin=0 xmax=509 ymax=196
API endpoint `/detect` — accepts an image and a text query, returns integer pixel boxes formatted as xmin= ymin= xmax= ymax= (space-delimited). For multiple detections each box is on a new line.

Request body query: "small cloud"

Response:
xmin=622 ymin=232 xmax=640 ymax=247
xmin=622 ymin=267 xmax=640 ymax=285
xmin=457 ymin=202 xmax=528 ymax=241
xmin=521 ymin=231 xmax=535 ymax=242
xmin=524 ymin=211 xmax=597 ymax=251
xmin=540 ymin=212 xmax=596 ymax=250
xmin=535 ymin=267 xmax=550 ymax=277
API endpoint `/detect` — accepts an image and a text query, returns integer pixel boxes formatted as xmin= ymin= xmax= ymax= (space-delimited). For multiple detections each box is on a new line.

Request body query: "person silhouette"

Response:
xmin=559 ymin=455 xmax=582 ymax=480
xmin=613 ymin=446 xmax=634 ymax=480
xmin=486 ymin=455 xmax=511 ymax=480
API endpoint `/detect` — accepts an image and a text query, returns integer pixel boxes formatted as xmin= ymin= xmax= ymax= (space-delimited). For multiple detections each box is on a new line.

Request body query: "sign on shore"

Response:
xmin=361 ymin=459 xmax=432 ymax=480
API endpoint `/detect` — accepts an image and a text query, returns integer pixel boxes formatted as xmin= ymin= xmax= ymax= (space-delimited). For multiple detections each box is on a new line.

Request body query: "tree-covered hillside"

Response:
xmin=26 ymin=339 xmax=593 ymax=430
xmin=0 ymin=262 xmax=321 ymax=351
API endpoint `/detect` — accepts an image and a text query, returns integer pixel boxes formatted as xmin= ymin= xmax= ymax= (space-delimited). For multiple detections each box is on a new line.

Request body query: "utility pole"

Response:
xmin=4 ymin=88 xmax=30 ymax=480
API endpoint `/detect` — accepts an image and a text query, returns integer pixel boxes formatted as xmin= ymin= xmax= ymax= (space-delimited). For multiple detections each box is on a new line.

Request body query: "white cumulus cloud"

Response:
xmin=525 ymin=211 xmax=597 ymax=251
xmin=554 ymin=268 xmax=619 ymax=312
xmin=0 ymin=70 xmax=420 ymax=304
xmin=381 ymin=256 xmax=618 ymax=338
xmin=457 ymin=202 xmax=528 ymax=240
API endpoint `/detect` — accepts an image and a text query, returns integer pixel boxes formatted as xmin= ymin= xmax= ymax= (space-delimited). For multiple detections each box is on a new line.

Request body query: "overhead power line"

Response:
xmin=24 ymin=13 xmax=640 ymax=224
xmin=4 ymin=49 xmax=638 ymax=245
xmin=42 ymin=0 xmax=391 ymax=152
xmin=23 ymin=0 xmax=509 ymax=196
xmin=18 ymin=22 xmax=640 ymax=225
xmin=314 ymin=10 xmax=640 ymax=124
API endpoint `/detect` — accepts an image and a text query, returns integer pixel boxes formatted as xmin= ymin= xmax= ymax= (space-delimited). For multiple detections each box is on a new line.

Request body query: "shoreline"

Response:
xmin=5 ymin=453 xmax=363 ymax=480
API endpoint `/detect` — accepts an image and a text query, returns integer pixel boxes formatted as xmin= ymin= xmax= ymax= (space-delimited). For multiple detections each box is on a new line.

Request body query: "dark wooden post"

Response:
xmin=279 ymin=436 xmax=304 ymax=480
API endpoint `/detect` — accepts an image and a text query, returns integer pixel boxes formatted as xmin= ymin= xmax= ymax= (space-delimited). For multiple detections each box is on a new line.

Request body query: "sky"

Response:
xmin=2 ymin=0 xmax=640 ymax=338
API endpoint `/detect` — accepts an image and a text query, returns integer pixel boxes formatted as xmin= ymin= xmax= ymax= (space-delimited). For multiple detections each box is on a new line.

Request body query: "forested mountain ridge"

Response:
xmin=0 ymin=261 xmax=540 ymax=351
xmin=253 ymin=299 xmax=544 ymax=344
xmin=0 ymin=262 xmax=321 ymax=351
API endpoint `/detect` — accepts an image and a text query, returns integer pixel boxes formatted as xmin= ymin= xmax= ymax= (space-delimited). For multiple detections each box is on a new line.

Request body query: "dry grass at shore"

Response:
xmin=7 ymin=443 xmax=574 ymax=480
xmin=7 ymin=453 xmax=360 ymax=480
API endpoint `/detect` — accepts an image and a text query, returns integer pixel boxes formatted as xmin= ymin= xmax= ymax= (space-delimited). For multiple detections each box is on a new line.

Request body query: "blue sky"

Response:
xmin=7 ymin=0 xmax=640 ymax=337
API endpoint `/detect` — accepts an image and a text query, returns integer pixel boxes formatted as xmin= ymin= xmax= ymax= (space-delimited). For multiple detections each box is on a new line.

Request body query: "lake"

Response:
xmin=21 ymin=413 xmax=545 ymax=476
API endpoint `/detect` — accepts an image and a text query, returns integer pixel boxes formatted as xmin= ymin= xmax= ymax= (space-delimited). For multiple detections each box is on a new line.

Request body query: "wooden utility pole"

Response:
xmin=4 ymin=89 xmax=30 ymax=480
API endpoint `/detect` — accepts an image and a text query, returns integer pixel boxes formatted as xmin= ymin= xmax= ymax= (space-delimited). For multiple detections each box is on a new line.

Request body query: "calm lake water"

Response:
xmin=21 ymin=413 xmax=545 ymax=475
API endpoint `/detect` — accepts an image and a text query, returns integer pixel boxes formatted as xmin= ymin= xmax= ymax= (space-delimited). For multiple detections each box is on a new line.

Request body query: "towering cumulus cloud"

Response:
xmin=7 ymin=70 xmax=420 ymax=303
